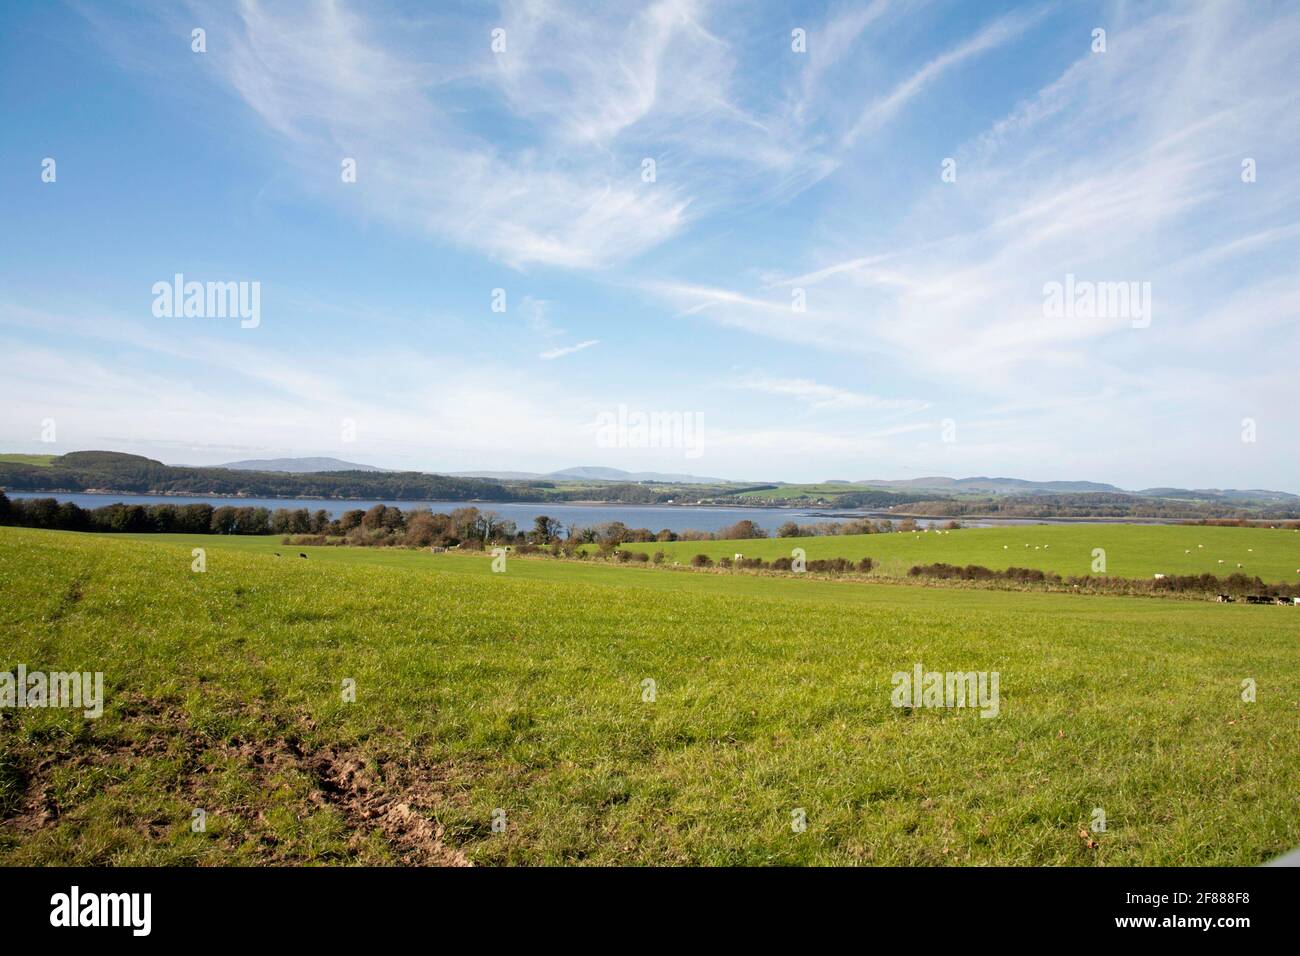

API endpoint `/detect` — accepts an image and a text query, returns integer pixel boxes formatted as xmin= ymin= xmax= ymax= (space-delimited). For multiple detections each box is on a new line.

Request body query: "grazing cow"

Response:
xmin=1216 ymin=594 xmax=1233 ymax=603
xmin=299 ymin=553 xmax=307 ymax=559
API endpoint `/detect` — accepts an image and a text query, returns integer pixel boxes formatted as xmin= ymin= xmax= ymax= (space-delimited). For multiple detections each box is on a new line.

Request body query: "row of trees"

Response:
xmin=684 ymin=553 xmax=875 ymax=574
xmin=548 ymin=516 xmax=959 ymax=549
xmin=0 ymin=494 xmax=286 ymax=534
xmin=906 ymin=562 xmax=1300 ymax=598
xmin=2 ymin=493 xmax=958 ymax=547
xmin=774 ymin=517 xmax=960 ymax=536
xmin=0 ymin=494 xmax=528 ymax=546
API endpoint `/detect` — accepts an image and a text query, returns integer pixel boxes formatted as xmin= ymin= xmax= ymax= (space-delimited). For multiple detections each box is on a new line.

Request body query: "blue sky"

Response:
xmin=2 ymin=0 xmax=1297 ymax=489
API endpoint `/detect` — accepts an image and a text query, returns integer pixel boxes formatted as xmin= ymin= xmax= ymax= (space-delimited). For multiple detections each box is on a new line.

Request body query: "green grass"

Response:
xmin=2 ymin=525 xmax=1297 ymax=866
xmin=0 ymin=454 xmax=55 ymax=467
xmin=614 ymin=523 xmax=1300 ymax=583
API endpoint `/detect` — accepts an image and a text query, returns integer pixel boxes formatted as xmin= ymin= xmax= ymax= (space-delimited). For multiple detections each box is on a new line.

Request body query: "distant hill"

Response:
xmin=448 ymin=470 xmax=547 ymax=480
xmin=548 ymin=466 xmax=730 ymax=483
xmin=220 ymin=457 xmax=386 ymax=473
xmin=856 ymin=476 xmax=1124 ymax=495
xmin=852 ymin=476 xmax=1298 ymax=501
xmin=1138 ymin=487 xmax=1300 ymax=503
xmin=452 ymin=466 xmax=731 ymax=484
xmin=3 ymin=450 xmax=1296 ymax=511
xmin=0 ymin=451 xmax=528 ymax=502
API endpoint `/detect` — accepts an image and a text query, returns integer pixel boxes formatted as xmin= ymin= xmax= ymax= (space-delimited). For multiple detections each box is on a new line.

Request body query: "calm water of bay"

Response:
xmin=5 ymin=491 xmax=978 ymax=534
xmin=10 ymin=492 xmax=1183 ymax=532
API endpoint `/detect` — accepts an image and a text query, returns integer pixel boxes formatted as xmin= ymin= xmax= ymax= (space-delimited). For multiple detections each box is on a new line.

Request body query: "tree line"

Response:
xmin=906 ymin=562 xmax=1300 ymax=598
xmin=0 ymin=493 xmax=966 ymax=545
xmin=0 ymin=494 xmax=519 ymax=544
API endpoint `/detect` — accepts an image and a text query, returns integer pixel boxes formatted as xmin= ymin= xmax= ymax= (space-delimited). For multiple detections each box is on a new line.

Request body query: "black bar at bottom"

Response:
xmin=1 ymin=865 xmax=1293 ymax=942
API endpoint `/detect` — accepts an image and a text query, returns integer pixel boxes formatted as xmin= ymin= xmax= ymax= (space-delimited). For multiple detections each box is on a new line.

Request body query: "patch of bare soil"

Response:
xmin=0 ymin=697 xmax=469 ymax=866
xmin=302 ymin=747 xmax=470 ymax=866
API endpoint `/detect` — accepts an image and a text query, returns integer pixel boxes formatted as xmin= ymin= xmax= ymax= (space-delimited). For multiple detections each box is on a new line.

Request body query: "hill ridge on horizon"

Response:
xmin=2 ymin=450 xmax=1296 ymax=499
xmin=219 ymin=456 xmax=386 ymax=473
xmin=215 ymin=457 xmax=1300 ymax=498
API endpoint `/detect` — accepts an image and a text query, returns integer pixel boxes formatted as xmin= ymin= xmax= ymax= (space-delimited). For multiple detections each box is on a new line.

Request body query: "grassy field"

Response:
xmin=0 ymin=454 xmax=54 ymax=467
xmin=735 ymin=483 xmax=856 ymax=500
xmin=1 ymin=525 xmax=1297 ymax=866
xmin=614 ymin=523 xmax=1300 ymax=583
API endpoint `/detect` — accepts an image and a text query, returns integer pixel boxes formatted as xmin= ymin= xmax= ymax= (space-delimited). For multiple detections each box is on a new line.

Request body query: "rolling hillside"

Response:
xmin=2 ymin=525 xmax=1297 ymax=865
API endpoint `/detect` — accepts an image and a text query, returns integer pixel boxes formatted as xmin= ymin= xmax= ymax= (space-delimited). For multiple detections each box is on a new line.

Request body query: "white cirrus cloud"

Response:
xmin=727 ymin=374 xmax=929 ymax=413
xmin=190 ymin=0 xmax=840 ymax=271
xmin=540 ymin=339 xmax=601 ymax=360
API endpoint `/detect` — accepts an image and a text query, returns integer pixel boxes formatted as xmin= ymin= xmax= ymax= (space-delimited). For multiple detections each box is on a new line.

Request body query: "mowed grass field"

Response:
xmin=615 ymin=522 xmax=1300 ymax=583
xmin=1 ymin=526 xmax=1297 ymax=866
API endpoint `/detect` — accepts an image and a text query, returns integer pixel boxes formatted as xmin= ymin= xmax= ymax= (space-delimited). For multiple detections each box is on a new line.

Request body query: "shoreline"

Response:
xmin=7 ymin=490 xmax=1293 ymax=526
xmin=1 ymin=488 xmax=885 ymax=512
xmin=4 ymin=488 xmax=807 ymax=509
